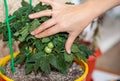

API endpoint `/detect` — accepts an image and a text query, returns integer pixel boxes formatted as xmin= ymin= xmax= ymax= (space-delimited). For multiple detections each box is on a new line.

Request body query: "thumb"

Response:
xmin=65 ymin=33 xmax=78 ymax=54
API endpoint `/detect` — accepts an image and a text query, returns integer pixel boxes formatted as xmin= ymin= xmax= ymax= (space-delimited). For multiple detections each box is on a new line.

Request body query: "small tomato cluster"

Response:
xmin=44 ymin=42 xmax=54 ymax=54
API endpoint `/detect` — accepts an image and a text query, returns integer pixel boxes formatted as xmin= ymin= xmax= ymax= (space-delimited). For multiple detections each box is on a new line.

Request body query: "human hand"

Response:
xmin=29 ymin=0 xmax=96 ymax=54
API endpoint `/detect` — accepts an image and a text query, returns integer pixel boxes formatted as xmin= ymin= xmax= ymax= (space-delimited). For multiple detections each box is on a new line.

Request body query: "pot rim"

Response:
xmin=0 ymin=52 xmax=88 ymax=81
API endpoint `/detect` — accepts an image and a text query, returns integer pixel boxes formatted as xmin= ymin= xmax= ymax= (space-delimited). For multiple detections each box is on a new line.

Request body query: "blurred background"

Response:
xmin=72 ymin=0 xmax=120 ymax=81
xmin=0 ymin=0 xmax=120 ymax=81
xmin=93 ymin=6 xmax=120 ymax=81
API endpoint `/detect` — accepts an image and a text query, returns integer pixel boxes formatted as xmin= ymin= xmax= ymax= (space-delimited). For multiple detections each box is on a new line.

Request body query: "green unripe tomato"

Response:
xmin=48 ymin=42 xmax=54 ymax=49
xmin=44 ymin=46 xmax=52 ymax=54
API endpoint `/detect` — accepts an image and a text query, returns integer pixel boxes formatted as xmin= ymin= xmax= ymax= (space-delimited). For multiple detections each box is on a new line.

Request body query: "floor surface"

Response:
xmin=93 ymin=70 xmax=120 ymax=81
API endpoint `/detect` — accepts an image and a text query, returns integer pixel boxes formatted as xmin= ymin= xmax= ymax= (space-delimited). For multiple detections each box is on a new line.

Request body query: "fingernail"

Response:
xmin=35 ymin=35 xmax=38 ymax=38
xmin=30 ymin=32 xmax=35 ymax=35
xmin=35 ymin=35 xmax=41 ymax=38
xmin=29 ymin=14 xmax=33 ymax=18
xmin=67 ymin=50 xmax=71 ymax=54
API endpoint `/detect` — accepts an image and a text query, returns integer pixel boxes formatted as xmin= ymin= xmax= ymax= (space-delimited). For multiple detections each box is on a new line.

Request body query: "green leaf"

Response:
xmin=64 ymin=52 xmax=74 ymax=62
xmin=56 ymin=53 xmax=67 ymax=74
xmin=2 ymin=24 xmax=8 ymax=41
xmin=0 ymin=22 xmax=2 ymax=25
xmin=13 ymin=0 xmax=32 ymax=19
xmin=41 ymin=37 xmax=50 ymax=43
xmin=27 ymin=52 xmax=44 ymax=62
xmin=34 ymin=3 xmax=51 ymax=11
xmin=48 ymin=54 xmax=58 ymax=69
xmin=13 ymin=10 xmax=22 ymax=18
xmin=0 ymin=22 xmax=3 ymax=34
xmin=34 ymin=60 xmax=39 ymax=72
xmin=15 ymin=53 xmax=26 ymax=65
xmin=39 ymin=55 xmax=51 ymax=74
xmin=11 ymin=21 xmax=23 ymax=32
xmin=14 ymin=23 xmax=30 ymax=42
xmin=79 ymin=44 xmax=94 ymax=58
xmin=71 ymin=44 xmax=80 ymax=53
xmin=0 ymin=66 xmax=6 ymax=74
xmin=35 ymin=40 xmax=44 ymax=51
xmin=14 ymin=32 xmax=19 ymax=36
xmin=52 ymin=36 xmax=65 ymax=51
xmin=25 ymin=64 xmax=33 ymax=74
xmin=26 ymin=35 xmax=36 ymax=41
xmin=29 ymin=19 xmax=41 ymax=32
xmin=40 ymin=17 xmax=50 ymax=22
xmin=33 ymin=2 xmax=43 ymax=12
xmin=73 ymin=52 xmax=87 ymax=62
xmin=21 ymin=0 xmax=30 ymax=7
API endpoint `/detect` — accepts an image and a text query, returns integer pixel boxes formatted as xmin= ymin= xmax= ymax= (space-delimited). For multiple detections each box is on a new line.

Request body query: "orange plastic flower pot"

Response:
xmin=86 ymin=48 xmax=101 ymax=81
xmin=77 ymin=40 xmax=101 ymax=81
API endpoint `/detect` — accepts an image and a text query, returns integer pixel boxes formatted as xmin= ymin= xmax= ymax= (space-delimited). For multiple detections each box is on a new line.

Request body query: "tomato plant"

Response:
xmin=0 ymin=0 xmax=94 ymax=74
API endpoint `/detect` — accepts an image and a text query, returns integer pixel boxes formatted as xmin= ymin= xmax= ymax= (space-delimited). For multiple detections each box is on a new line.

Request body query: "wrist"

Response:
xmin=82 ymin=0 xmax=120 ymax=19
xmin=116 ymin=0 xmax=120 ymax=5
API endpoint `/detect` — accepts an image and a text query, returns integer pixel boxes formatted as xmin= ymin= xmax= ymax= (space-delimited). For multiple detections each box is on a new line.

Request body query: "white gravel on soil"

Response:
xmin=6 ymin=62 xmax=84 ymax=81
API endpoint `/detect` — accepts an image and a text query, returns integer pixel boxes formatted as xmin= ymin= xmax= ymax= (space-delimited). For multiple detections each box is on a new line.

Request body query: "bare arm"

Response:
xmin=29 ymin=0 xmax=120 ymax=54
xmin=85 ymin=0 xmax=120 ymax=18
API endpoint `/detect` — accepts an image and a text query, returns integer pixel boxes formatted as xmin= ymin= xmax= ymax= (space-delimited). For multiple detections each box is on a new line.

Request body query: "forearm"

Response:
xmin=81 ymin=0 xmax=120 ymax=19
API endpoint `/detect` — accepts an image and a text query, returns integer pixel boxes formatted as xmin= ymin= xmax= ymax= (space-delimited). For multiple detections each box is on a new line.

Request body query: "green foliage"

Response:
xmin=0 ymin=66 xmax=6 ymax=75
xmin=64 ymin=53 xmax=73 ymax=62
xmin=25 ymin=63 xmax=33 ymax=74
xmin=0 ymin=0 xmax=94 ymax=74
xmin=78 ymin=44 xmax=94 ymax=58
xmin=0 ymin=22 xmax=2 ymax=34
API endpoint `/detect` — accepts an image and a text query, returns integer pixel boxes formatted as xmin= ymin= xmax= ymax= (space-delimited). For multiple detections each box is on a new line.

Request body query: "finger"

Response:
xmin=29 ymin=10 xmax=52 ymax=19
xmin=34 ymin=25 xmax=60 ymax=38
xmin=31 ymin=19 xmax=56 ymax=35
xmin=65 ymin=33 xmax=78 ymax=54
xmin=39 ymin=0 xmax=56 ymax=7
